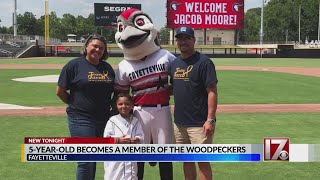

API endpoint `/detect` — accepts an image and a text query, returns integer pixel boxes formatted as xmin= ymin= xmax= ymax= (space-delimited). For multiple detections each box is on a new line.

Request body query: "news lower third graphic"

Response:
xmin=21 ymin=137 xmax=320 ymax=162
xmin=264 ymin=138 xmax=290 ymax=161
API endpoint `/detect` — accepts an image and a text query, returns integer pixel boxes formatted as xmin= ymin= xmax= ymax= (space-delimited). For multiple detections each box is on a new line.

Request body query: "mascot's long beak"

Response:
xmin=119 ymin=26 xmax=150 ymax=49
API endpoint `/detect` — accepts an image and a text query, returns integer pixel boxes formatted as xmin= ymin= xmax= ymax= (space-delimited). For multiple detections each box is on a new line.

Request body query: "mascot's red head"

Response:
xmin=115 ymin=8 xmax=160 ymax=60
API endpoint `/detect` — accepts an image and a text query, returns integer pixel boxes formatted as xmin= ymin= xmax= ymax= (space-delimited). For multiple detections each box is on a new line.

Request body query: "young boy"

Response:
xmin=104 ymin=94 xmax=144 ymax=180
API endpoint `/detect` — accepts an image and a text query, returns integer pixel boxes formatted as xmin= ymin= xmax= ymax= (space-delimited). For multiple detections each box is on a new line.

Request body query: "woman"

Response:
xmin=56 ymin=34 xmax=115 ymax=180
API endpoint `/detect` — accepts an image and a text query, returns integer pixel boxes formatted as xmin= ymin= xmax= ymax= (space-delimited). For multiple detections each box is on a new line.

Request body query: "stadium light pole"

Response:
xmin=260 ymin=0 xmax=264 ymax=46
xmin=318 ymin=1 xmax=320 ymax=41
xmin=13 ymin=0 xmax=17 ymax=37
xmin=44 ymin=0 xmax=49 ymax=56
xmin=299 ymin=5 xmax=301 ymax=43
xmin=260 ymin=0 xmax=264 ymax=58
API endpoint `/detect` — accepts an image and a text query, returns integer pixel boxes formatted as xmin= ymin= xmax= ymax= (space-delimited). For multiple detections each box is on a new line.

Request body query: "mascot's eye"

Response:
xmin=118 ymin=22 xmax=124 ymax=32
xmin=118 ymin=24 xmax=124 ymax=32
xmin=136 ymin=18 xmax=145 ymax=26
xmin=134 ymin=15 xmax=151 ymax=29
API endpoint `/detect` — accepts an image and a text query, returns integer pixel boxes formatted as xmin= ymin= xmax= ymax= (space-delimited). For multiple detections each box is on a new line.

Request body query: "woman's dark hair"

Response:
xmin=82 ymin=34 xmax=109 ymax=61
xmin=115 ymin=93 xmax=134 ymax=104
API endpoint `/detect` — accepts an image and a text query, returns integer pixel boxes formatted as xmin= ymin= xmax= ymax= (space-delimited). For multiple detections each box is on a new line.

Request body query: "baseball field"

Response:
xmin=0 ymin=57 xmax=320 ymax=179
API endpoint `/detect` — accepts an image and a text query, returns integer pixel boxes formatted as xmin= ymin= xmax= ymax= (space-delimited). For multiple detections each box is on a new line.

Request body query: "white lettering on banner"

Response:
xmin=27 ymin=154 xmax=67 ymax=161
xmin=25 ymin=144 xmax=250 ymax=154
xmin=185 ymin=2 xmax=227 ymax=13
xmin=174 ymin=14 xmax=202 ymax=24
xmin=205 ymin=15 xmax=237 ymax=25
xmin=174 ymin=14 xmax=237 ymax=25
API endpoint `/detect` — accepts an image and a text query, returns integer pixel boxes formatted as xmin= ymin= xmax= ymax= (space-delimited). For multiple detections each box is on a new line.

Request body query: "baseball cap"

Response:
xmin=175 ymin=25 xmax=194 ymax=38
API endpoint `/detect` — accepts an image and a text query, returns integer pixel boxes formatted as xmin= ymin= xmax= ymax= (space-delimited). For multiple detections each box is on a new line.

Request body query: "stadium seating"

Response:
xmin=0 ymin=42 xmax=25 ymax=57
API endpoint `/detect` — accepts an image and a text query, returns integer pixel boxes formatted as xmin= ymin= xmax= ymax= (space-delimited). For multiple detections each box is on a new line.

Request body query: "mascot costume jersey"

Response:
xmin=114 ymin=8 xmax=174 ymax=180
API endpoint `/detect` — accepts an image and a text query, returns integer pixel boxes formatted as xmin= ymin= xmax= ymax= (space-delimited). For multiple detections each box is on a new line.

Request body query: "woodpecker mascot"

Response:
xmin=114 ymin=8 xmax=175 ymax=180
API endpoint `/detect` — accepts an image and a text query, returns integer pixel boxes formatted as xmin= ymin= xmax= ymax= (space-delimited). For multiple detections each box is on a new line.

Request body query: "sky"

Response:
xmin=0 ymin=0 xmax=262 ymax=30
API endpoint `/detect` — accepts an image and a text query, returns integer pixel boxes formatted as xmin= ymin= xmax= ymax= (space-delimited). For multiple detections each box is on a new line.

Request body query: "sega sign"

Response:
xmin=94 ymin=3 xmax=141 ymax=26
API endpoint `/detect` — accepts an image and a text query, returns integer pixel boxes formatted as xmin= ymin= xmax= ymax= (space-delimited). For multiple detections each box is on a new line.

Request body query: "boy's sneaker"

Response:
xmin=149 ymin=162 xmax=157 ymax=166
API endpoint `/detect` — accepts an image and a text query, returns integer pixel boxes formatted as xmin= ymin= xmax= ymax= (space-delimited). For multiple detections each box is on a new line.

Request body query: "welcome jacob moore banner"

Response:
xmin=166 ymin=0 xmax=244 ymax=29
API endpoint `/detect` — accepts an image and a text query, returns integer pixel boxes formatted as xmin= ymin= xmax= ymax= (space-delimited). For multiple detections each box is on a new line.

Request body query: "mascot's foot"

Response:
xmin=149 ymin=162 xmax=157 ymax=166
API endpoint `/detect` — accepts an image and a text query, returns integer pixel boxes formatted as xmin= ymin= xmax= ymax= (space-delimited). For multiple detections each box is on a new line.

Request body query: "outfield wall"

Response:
xmin=17 ymin=44 xmax=320 ymax=58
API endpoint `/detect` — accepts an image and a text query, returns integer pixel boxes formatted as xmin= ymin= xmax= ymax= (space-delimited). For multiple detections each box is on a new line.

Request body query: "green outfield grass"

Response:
xmin=1 ymin=113 xmax=320 ymax=179
xmin=0 ymin=57 xmax=123 ymax=65
xmin=0 ymin=70 xmax=60 ymax=106
xmin=1 ymin=70 xmax=319 ymax=106
xmin=1 ymin=57 xmax=320 ymax=67
xmin=213 ymin=58 xmax=320 ymax=67
xmin=218 ymin=70 xmax=320 ymax=104
xmin=0 ymin=57 xmax=72 ymax=64
xmin=1 ymin=57 xmax=320 ymax=179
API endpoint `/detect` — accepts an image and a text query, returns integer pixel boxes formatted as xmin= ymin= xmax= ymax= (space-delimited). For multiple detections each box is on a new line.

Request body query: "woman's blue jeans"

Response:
xmin=68 ymin=114 xmax=107 ymax=180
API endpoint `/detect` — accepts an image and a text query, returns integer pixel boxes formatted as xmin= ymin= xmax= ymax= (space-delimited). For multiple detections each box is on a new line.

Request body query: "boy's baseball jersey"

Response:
xmin=104 ymin=114 xmax=144 ymax=180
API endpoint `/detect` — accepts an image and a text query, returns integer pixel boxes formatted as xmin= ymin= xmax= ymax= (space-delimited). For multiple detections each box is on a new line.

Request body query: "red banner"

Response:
xmin=25 ymin=137 xmax=115 ymax=144
xmin=166 ymin=0 xmax=244 ymax=29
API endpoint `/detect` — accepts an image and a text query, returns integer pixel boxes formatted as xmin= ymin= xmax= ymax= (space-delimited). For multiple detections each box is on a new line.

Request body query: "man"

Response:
xmin=171 ymin=25 xmax=218 ymax=180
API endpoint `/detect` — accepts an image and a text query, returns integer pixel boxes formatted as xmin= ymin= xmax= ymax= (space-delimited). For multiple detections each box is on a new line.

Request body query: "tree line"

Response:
xmin=0 ymin=0 xmax=319 ymax=43
xmin=0 ymin=11 xmax=115 ymax=42
xmin=240 ymin=0 xmax=319 ymax=43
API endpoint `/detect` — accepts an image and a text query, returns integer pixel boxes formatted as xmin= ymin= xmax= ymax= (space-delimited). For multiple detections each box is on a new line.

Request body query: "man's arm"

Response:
xmin=207 ymin=83 xmax=218 ymax=120
xmin=203 ymin=83 xmax=218 ymax=137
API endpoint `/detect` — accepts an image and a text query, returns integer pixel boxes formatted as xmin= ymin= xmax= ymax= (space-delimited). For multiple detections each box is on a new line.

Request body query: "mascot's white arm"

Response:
xmin=114 ymin=61 xmax=130 ymax=94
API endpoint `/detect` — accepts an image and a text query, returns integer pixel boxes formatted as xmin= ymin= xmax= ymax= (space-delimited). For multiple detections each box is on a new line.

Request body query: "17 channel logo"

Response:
xmin=264 ymin=138 xmax=289 ymax=161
